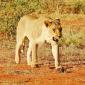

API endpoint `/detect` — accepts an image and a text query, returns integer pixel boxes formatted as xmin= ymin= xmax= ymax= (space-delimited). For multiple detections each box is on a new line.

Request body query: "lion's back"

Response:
xmin=17 ymin=14 xmax=45 ymax=39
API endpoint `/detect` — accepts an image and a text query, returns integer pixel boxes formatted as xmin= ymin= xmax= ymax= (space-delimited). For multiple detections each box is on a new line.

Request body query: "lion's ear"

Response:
xmin=44 ymin=20 xmax=52 ymax=27
xmin=55 ymin=19 xmax=60 ymax=25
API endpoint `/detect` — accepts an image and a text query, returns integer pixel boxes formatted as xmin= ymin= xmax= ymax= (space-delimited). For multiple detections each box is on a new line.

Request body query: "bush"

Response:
xmin=59 ymin=26 xmax=85 ymax=47
xmin=72 ymin=1 xmax=83 ymax=14
xmin=0 ymin=0 xmax=85 ymax=40
xmin=0 ymin=0 xmax=43 ymax=39
xmin=81 ymin=0 xmax=85 ymax=14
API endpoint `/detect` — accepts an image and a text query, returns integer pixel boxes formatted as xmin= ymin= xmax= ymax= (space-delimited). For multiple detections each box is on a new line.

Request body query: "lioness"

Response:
xmin=15 ymin=14 xmax=62 ymax=69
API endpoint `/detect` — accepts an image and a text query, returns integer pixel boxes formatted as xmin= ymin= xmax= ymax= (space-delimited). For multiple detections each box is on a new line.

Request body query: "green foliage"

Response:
xmin=0 ymin=0 xmax=43 ymax=39
xmin=0 ymin=0 xmax=85 ymax=41
xmin=72 ymin=1 xmax=82 ymax=14
xmin=59 ymin=26 xmax=85 ymax=47
xmin=81 ymin=0 xmax=85 ymax=14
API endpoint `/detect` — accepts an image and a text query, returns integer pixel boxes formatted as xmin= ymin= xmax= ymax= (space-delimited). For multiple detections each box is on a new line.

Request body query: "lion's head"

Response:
xmin=44 ymin=18 xmax=62 ymax=42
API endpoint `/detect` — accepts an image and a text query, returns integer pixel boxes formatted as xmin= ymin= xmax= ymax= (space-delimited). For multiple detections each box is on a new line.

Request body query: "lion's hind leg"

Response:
xmin=15 ymin=35 xmax=24 ymax=64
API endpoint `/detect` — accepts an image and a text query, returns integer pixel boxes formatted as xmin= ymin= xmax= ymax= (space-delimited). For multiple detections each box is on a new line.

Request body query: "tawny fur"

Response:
xmin=15 ymin=14 xmax=62 ymax=69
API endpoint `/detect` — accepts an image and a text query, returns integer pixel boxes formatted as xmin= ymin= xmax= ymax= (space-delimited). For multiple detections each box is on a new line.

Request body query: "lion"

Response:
xmin=15 ymin=14 xmax=62 ymax=69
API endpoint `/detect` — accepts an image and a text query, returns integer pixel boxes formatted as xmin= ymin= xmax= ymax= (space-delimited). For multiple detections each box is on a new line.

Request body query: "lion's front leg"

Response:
xmin=51 ymin=43 xmax=60 ymax=69
xmin=31 ymin=44 xmax=38 ymax=67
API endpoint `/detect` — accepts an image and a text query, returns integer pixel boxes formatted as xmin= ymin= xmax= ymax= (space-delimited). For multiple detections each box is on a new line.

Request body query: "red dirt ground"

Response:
xmin=0 ymin=19 xmax=85 ymax=85
xmin=0 ymin=65 xmax=85 ymax=85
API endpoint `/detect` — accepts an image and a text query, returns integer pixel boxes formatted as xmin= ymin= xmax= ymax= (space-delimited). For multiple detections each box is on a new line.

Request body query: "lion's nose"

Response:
xmin=58 ymin=35 xmax=61 ymax=38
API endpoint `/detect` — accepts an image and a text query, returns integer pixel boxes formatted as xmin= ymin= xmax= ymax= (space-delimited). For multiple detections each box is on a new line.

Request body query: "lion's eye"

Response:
xmin=59 ymin=27 xmax=62 ymax=32
xmin=53 ymin=28 xmax=56 ymax=32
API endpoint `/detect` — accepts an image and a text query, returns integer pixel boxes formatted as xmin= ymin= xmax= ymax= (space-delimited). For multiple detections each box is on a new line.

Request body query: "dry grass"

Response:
xmin=0 ymin=14 xmax=85 ymax=67
xmin=0 ymin=14 xmax=85 ymax=85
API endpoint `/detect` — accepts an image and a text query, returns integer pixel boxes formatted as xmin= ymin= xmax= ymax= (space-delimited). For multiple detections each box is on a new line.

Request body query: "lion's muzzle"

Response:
xmin=52 ymin=35 xmax=62 ymax=42
xmin=52 ymin=37 xmax=58 ymax=42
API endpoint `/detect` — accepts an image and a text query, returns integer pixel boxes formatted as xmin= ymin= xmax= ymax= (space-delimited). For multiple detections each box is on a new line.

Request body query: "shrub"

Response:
xmin=59 ymin=26 xmax=85 ymax=47
xmin=0 ymin=0 xmax=85 ymax=40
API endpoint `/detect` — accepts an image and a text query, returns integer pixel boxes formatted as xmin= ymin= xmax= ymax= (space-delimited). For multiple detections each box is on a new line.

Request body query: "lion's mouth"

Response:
xmin=52 ymin=37 xmax=59 ymax=42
